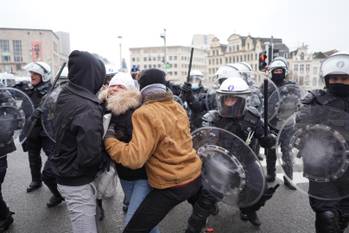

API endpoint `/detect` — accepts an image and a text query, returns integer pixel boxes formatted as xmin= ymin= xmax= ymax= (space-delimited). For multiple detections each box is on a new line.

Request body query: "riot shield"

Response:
xmin=41 ymin=85 xmax=63 ymax=142
xmin=192 ymin=127 xmax=266 ymax=208
xmin=259 ymin=78 xmax=281 ymax=121
xmin=269 ymin=84 xmax=306 ymax=130
xmin=277 ymin=105 xmax=349 ymax=200
xmin=173 ymin=95 xmax=184 ymax=106
xmin=0 ymin=87 xmax=34 ymax=144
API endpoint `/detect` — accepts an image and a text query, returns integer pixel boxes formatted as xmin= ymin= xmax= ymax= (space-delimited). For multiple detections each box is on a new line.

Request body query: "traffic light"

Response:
xmin=258 ymin=51 xmax=268 ymax=71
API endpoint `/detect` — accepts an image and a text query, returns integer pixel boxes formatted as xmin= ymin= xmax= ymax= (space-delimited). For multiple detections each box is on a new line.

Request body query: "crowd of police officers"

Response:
xmin=0 ymin=50 xmax=349 ymax=233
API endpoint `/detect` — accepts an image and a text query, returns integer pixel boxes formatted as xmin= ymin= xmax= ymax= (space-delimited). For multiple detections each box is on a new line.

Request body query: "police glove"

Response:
xmin=259 ymin=134 xmax=276 ymax=149
xmin=32 ymin=107 xmax=43 ymax=119
xmin=181 ymin=82 xmax=194 ymax=101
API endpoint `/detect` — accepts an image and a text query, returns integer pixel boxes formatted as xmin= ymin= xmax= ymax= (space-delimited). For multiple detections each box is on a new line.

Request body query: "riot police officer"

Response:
xmin=17 ymin=62 xmax=63 ymax=207
xmin=181 ymin=70 xmax=215 ymax=130
xmin=264 ymin=57 xmax=298 ymax=190
xmin=300 ymin=52 xmax=349 ymax=233
xmin=185 ymin=77 xmax=278 ymax=232
xmin=0 ymin=84 xmax=17 ymax=231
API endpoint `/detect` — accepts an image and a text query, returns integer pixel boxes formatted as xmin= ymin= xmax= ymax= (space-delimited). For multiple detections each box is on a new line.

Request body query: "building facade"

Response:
xmin=208 ymin=34 xmax=289 ymax=85
xmin=288 ymin=45 xmax=337 ymax=90
xmin=129 ymin=46 xmax=208 ymax=84
xmin=0 ymin=27 xmax=70 ymax=75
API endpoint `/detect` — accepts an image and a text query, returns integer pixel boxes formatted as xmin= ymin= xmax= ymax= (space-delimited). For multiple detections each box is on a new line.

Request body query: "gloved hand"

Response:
xmin=181 ymin=82 xmax=194 ymax=101
xmin=32 ymin=107 xmax=43 ymax=119
xmin=259 ymin=134 xmax=276 ymax=148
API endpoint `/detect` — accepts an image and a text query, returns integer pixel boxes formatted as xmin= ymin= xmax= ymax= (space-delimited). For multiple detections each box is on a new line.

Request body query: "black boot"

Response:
xmin=240 ymin=211 xmax=261 ymax=226
xmin=46 ymin=195 xmax=64 ymax=208
xmin=283 ymin=176 xmax=296 ymax=190
xmin=26 ymin=181 xmax=42 ymax=193
xmin=0 ymin=211 xmax=14 ymax=233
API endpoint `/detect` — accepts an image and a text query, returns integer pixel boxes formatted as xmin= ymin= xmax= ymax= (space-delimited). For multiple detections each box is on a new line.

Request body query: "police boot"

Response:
xmin=0 ymin=210 xmax=14 ymax=233
xmin=240 ymin=210 xmax=261 ymax=226
xmin=315 ymin=211 xmax=341 ymax=233
xmin=26 ymin=181 xmax=42 ymax=193
xmin=47 ymin=195 xmax=64 ymax=208
xmin=43 ymin=176 xmax=63 ymax=207
xmin=27 ymin=150 xmax=42 ymax=193
xmin=283 ymin=176 xmax=296 ymax=190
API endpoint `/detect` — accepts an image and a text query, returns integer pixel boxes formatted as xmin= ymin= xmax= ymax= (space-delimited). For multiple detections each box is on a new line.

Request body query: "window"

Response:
xmin=144 ymin=65 xmax=147 ymax=68
xmin=158 ymin=64 xmax=161 ymax=68
xmin=294 ymin=64 xmax=298 ymax=71
xmin=174 ymin=56 xmax=177 ymax=60
xmin=144 ymin=57 xmax=147 ymax=61
xmin=174 ymin=64 xmax=177 ymax=68
xmin=132 ymin=58 xmax=136 ymax=62
xmin=313 ymin=67 xmax=318 ymax=75
xmin=300 ymin=64 xmax=304 ymax=73
xmin=174 ymin=71 xmax=177 ymax=75
xmin=169 ymin=56 xmax=172 ymax=61
xmin=0 ymin=40 xmax=10 ymax=62
xmin=237 ymin=45 xmax=239 ymax=51
xmin=300 ymin=53 xmax=305 ymax=60
xmin=13 ymin=40 xmax=23 ymax=63
xmin=306 ymin=64 xmax=310 ymax=73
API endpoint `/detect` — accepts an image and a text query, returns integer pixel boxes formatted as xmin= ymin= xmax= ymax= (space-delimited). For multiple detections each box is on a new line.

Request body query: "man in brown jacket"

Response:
xmin=104 ymin=68 xmax=202 ymax=233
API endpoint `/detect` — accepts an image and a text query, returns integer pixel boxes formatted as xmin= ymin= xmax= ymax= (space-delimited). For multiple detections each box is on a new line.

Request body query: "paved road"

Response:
xmin=2 ymin=146 xmax=348 ymax=233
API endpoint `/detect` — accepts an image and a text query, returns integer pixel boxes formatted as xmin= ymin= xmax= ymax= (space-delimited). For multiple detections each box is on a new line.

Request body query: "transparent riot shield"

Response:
xmin=173 ymin=95 xmax=184 ymax=106
xmin=259 ymin=78 xmax=281 ymax=121
xmin=277 ymin=105 xmax=349 ymax=200
xmin=0 ymin=87 xmax=34 ymax=144
xmin=269 ymin=84 xmax=306 ymax=130
xmin=192 ymin=127 xmax=266 ymax=208
xmin=41 ymin=85 xmax=63 ymax=142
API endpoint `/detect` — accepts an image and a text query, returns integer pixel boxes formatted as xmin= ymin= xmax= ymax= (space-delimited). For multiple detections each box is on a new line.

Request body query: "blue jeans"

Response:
xmin=120 ymin=179 xmax=160 ymax=233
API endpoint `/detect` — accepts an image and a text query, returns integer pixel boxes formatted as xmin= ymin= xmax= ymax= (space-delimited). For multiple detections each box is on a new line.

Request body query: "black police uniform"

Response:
xmin=15 ymin=81 xmax=62 ymax=202
xmin=185 ymin=107 xmax=278 ymax=233
xmin=301 ymin=89 xmax=349 ymax=233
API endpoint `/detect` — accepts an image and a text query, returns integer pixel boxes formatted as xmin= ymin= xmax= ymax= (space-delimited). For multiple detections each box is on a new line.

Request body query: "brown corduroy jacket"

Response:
xmin=104 ymin=92 xmax=202 ymax=189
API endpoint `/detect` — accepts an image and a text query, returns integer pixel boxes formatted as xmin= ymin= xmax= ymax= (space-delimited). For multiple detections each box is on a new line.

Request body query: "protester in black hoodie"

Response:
xmin=51 ymin=50 xmax=106 ymax=233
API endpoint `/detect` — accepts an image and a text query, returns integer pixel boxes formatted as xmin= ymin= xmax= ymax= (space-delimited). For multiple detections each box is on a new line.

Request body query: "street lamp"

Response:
xmin=160 ymin=29 xmax=167 ymax=69
xmin=118 ymin=35 xmax=122 ymax=70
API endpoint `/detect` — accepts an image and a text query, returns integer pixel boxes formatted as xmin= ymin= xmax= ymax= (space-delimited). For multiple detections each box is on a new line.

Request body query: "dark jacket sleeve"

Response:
xmin=71 ymin=109 xmax=103 ymax=170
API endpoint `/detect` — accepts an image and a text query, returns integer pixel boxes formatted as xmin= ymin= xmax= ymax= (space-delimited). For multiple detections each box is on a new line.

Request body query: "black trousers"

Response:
xmin=309 ymin=180 xmax=349 ymax=215
xmin=123 ymin=177 xmax=201 ymax=233
xmin=0 ymin=157 xmax=9 ymax=220
xmin=27 ymin=135 xmax=60 ymax=197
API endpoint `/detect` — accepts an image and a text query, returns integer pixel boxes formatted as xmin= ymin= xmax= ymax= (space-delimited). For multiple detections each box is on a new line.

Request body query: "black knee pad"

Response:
xmin=315 ymin=210 xmax=341 ymax=233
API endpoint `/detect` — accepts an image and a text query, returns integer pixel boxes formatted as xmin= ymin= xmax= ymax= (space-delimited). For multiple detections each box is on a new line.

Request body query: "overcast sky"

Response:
xmin=1 ymin=0 xmax=347 ymax=65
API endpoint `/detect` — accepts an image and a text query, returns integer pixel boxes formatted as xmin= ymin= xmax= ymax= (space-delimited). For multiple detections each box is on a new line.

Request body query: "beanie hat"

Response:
xmin=138 ymin=69 xmax=166 ymax=90
xmin=109 ymin=72 xmax=136 ymax=90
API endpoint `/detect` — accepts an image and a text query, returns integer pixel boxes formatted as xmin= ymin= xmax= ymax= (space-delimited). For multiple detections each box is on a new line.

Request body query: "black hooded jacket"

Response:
xmin=51 ymin=50 xmax=106 ymax=186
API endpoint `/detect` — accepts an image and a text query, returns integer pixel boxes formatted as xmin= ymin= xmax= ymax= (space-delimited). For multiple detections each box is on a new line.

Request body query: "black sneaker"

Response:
xmin=47 ymin=195 xmax=64 ymax=208
xmin=26 ymin=181 xmax=42 ymax=193
xmin=0 ymin=211 xmax=14 ymax=233
xmin=240 ymin=211 xmax=261 ymax=226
